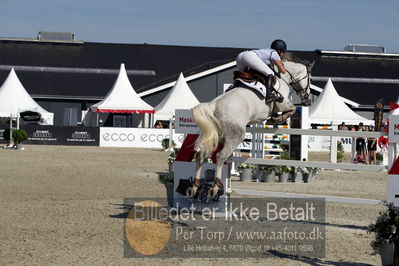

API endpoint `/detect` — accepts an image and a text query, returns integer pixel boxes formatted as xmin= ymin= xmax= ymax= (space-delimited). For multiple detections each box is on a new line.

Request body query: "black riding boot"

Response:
xmin=265 ymin=75 xmax=283 ymax=103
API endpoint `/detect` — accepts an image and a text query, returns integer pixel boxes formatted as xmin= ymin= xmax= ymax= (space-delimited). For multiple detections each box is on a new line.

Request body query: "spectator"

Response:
xmin=155 ymin=121 xmax=163 ymax=128
xmin=355 ymin=123 xmax=367 ymax=164
xmin=367 ymin=125 xmax=377 ymax=165
xmin=340 ymin=122 xmax=348 ymax=131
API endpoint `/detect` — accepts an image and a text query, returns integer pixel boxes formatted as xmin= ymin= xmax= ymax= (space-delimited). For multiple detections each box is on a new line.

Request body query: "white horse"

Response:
xmin=188 ymin=60 xmax=313 ymax=198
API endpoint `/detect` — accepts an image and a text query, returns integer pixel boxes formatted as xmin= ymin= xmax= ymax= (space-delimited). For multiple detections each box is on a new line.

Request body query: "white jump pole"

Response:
xmin=387 ymin=114 xmax=399 ymax=205
xmin=301 ymin=106 xmax=309 ymax=161
xmin=388 ymin=114 xmax=399 ymax=169
xmin=9 ymin=111 xmax=13 ymax=146
xmin=16 ymin=108 xmax=20 ymax=130
xmin=169 ymin=118 xmax=173 ymax=149
xmin=329 ymin=121 xmax=338 ymax=163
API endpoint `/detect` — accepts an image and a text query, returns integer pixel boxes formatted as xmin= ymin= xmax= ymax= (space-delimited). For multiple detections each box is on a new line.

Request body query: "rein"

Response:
xmin=285 ymin=67 xmax=311 ymax=100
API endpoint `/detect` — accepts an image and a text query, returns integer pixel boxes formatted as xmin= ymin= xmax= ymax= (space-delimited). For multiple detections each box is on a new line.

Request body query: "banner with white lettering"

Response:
xmin=100 ymin=127 xmax=185 ymax=148
xmin=0 ymin=125 xmax=99 ymax=146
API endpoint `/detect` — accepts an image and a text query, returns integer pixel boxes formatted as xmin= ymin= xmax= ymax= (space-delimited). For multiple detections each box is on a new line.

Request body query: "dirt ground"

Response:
xmin=0 ymin=146 xmax=386 ymax=265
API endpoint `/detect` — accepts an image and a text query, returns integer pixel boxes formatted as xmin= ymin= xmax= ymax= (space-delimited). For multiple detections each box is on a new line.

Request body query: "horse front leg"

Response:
xmin=267 ymin=100 xmax=296 ymax=125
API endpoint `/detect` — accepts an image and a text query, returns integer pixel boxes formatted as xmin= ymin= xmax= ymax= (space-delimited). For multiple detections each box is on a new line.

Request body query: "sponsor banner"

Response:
xmin=100 ymin=127 xmax=185 ymax=148
xmin=0 ymin=125 xmax=99 ymax=146
xmin=308 ymin=135 xmax=353 ymax=152
xmin=389 ymin=115 xmax=399 ymax=143
xmin=175 ymin=109 xmax=199 ymax=134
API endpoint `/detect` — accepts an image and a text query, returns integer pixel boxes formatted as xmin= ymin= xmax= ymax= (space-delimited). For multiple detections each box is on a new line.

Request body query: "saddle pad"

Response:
xmin=236 ymin=78 xmax=267 ymax=97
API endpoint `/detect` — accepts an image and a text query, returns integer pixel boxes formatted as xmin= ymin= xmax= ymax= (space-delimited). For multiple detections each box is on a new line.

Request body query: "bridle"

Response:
xmin=285 ymin=67 xmax=311 ymax=101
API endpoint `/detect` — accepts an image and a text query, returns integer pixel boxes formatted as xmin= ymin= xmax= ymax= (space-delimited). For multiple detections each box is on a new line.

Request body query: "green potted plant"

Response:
xmin=3 ymin=128 xmax=28 ymax=150
xmin=278 ymin=165 xmax=292 ymax=182
xmin=161 ymin=137 xmax=176 ymax=151
xmin=158 ymin=171 xmax=174 ymax=207
xmin=368 ymin=201 xmax=399 ymax=266
xmin=167 ymin=148 xmax=179 ymax=172
xmin=258 ymin=165 xmax=278 ymax=183
xmin=376 ymin=152 xmax=384 ymax=165
xmin=292 ymin=166 xmax=308 ymax=183
xmin=302 ymin=167 xmax=315 ymax=183
xmin=238 ymin=163 xmax=255 ymax=182
xmin=336 ymin=141 xmax=345 ymax=163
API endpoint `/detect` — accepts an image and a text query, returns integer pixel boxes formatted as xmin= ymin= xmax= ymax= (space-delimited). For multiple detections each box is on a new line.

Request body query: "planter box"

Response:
xmin=379 ymin=243 xmax=394 ymax=266
xmin=165 ymin=183 xmax=174 ymax=207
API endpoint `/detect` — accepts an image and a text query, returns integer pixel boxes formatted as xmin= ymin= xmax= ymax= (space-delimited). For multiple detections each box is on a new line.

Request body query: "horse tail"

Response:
xmin=192 ymin=102 xmax=223 ymax=159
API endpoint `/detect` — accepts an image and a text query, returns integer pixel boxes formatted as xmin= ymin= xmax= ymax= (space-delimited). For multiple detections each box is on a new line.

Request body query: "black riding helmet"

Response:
xmin=270 ymin=39 xmax=287 ymax=52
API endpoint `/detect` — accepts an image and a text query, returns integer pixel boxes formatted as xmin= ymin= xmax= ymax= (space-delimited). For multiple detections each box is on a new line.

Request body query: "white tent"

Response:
xmin=90 ymin=63 xmax=154 ymax=114
xmin=154 ymin=73 xmax=200 ymax=121
xmin=309 ymin=79 xmax=374 ymax=125
xmin=0 ymin=68 xmax=54 ymax=124
xmin=390 ymin=98 xmax=399 ymax=116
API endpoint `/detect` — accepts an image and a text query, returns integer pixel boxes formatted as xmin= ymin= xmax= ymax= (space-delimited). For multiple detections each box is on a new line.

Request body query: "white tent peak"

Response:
xmin=309 ymin=78 xmax=373 ymax=125
xmin=91 ymin=63 xmax=154 ymax=113
xmin=0 ymin=68 xmax=53 ymax=124
xmin=154 ymin=72 xmax=199 ymax=120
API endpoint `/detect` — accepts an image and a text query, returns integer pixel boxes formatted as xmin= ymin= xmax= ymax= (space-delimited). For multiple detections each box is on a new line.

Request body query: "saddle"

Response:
xmin=232 ymin=69 xmax=282 ymax=102
xmin=233 ymin=69 xmax=270 ymax=87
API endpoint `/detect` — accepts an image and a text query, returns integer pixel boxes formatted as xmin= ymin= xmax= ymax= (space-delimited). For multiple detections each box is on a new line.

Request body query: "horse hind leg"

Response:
xmin=186 ymin=151 xmax=205 ymax=197
xmin=210 ymin=126 xmax=245 ymax=198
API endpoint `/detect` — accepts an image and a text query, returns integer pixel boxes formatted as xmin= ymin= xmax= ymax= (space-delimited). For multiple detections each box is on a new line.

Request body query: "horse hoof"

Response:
xmin=186 ymin=186 xmax=197 ymax=198
xmin=208 ymin=186 xmax=219 ymax=199
xmin=198 ymin=188 xmax=209 ymax=203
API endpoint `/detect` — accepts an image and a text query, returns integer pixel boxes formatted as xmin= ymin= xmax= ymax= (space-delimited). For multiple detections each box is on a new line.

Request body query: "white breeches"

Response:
xmin=236 ymin=51 xmax=274 ymax=76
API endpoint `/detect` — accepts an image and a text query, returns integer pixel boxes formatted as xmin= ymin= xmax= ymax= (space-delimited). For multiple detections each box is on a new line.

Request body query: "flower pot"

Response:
xmin=15 ymin=143 xmax=22 ymax=150
xmin=240 ymin=168 xmax=253 ymax=182
xmin=379 ymin=243 xmax=394 ymax=266
xmin=165 ymin=183 xmax=174 ymax=207
xmin=279 ymin=173 xmax=289 ymax=182
xmin=262 ymin=171 xmax=275 ymax=183
xmin=168 ymin=162 xmax=173 ymax=172
xmin=303 ymin=172 xmax=314 ymax=183
xmin=292 ymin=172 xmax=303 ymax=183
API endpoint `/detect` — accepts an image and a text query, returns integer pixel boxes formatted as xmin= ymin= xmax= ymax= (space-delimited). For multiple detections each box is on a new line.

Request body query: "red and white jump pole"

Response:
xmin=387 ymin=103 xmax=399 ymax=205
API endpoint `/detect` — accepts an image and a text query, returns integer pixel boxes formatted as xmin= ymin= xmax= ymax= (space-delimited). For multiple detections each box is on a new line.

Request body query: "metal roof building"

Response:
xmin=0 ymin=35 xmax=398 ymax=126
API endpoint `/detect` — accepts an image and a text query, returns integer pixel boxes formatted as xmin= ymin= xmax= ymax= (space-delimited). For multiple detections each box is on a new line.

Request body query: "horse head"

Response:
xmin=282 ymin=61 xmax=314 ymax=106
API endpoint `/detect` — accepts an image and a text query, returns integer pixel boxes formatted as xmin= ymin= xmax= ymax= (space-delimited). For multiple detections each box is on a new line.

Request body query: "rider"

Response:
xmin=236 ymin=39 xmax=288 ymax=100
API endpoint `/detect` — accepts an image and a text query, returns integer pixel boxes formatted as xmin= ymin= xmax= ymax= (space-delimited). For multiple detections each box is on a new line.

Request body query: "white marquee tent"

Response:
xmin=154 ymin=73 xmax=200 ymax=121
xmin=90 ymin=63 xmax=154 ymax=114
xmin=309 ymin=79 xmax=374 ymax=125
xmin=0 ymin=68 xmax=54 ymax=124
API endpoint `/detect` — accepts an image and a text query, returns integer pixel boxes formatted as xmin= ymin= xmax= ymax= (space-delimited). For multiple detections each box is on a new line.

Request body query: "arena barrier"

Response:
xmin=234 ymin=127 xmax=389 ymax=171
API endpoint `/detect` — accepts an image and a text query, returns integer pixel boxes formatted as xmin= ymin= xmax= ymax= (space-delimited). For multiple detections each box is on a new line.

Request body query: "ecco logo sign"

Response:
xmin=141 ymin=133 xmax=167 ymax=142
xmin=103 ymin=132 xmax=136 ymax=142
xmin=102 ymin=132 xmax=178 ymax=143
xmin=99 ymin=128 xmax=184 ymax=148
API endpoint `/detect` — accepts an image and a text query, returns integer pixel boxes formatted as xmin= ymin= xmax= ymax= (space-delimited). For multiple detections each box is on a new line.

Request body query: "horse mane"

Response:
xmin=282 ymin=52 xmax=312 ymax=67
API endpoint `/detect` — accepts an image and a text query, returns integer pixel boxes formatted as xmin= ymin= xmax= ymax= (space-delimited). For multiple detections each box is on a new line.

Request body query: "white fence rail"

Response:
xmin=232 ymin=128 xmax=388 ymax=171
